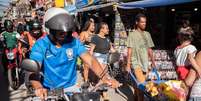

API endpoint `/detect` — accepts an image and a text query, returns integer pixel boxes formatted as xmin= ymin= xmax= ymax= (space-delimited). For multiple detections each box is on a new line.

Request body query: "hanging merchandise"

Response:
xmin=64 ymin=5 xmax=77 ymax=15
xmin=151 ymin=50 xmax=178 ymax=80
xmin=75 ymin=0 xmax=100 ymax=9
xmin=114 ymin=10 xmax=127 ymax=57
xmin=64 ymin=0 xmax=77 ymax=15
xmin=55 ymin=0 xmax=65 ymax=8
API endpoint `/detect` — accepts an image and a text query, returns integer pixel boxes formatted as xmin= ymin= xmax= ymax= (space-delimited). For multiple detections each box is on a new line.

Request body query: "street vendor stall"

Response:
xmin=113 ymin=0 xmax=200 ymax=100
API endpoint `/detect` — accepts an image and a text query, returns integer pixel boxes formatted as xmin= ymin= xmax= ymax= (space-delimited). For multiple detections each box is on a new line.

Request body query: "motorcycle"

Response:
xmin=21 ymin=59 xmax=114 ymax=101
xmin=107 ymin=52 xmax=121 ymax=78
xmin=5 ymin=48 xmax=21 ymax=90
xmin=0 ymin=34 xmax=28 ymax=90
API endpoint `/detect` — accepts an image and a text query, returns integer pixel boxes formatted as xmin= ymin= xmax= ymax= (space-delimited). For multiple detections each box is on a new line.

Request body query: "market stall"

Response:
xmin=113 ymin=0 xmax=200 ymax=100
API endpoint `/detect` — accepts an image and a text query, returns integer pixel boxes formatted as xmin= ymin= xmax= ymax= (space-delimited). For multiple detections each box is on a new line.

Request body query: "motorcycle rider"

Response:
xmin=1 ymin=20 xmax=20 ymax=49
xmin=18 ymin=19 xmax=46 ymax=58
xmin=0 ymin=19 xmax=22 ymax=89
xmin=29 ymin=7 xmax=120 ymax=100
xmin=0 ymin=20 xmax=21 ymax=60
xmin=18 ymin=19 xmax=47 ymax=90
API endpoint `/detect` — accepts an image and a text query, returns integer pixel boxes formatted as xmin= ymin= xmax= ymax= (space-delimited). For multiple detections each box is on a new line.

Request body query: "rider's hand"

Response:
xmin=102 ymin=77 xmax=121 ymax=88
xmin=35 ymin=87 xmax=47 ymax=100
xmin=109 ymin=79 xmax=122 ymax=88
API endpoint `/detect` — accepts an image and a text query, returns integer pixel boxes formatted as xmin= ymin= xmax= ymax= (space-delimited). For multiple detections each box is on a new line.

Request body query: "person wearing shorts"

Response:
xmin=126 ymin=13 xmax=155 ymax=101
xmin=90 ymin=22 xmax=115 ymax=77
xmin=174 ymin=30 xmax=201 ymax=99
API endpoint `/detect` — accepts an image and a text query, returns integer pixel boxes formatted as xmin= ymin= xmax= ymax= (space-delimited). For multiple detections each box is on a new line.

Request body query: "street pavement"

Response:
xmin=9 ymin=71 xmax=135 ymax=101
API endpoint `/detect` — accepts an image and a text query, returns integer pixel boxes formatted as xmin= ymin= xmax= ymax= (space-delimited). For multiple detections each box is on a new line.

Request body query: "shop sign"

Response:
xmin=55 ymin=0 xmax=65 ymax=8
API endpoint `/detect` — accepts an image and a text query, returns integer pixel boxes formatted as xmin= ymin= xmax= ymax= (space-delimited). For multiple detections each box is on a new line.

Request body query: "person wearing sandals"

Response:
xmin=126 ymin=13 xmax=156 ymax=101
xmin=174 ymin=30 xmax=201 ymax=100
xmin=90 ymin=22 xmax=115 ymax=71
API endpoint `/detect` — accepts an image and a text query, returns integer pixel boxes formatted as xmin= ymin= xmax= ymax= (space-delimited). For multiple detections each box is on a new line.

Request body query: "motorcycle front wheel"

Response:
xmin=8 ymin=67 xmax=20 ymax=90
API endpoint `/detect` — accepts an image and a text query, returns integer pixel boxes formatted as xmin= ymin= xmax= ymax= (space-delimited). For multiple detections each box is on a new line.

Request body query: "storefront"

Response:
xmin=118 ymin=0 xmax=201 ymax=50
xmin=114 ymin=1 xmax=201 ymax=99
xmin=115 ymin=0 xmax=201 ymax=80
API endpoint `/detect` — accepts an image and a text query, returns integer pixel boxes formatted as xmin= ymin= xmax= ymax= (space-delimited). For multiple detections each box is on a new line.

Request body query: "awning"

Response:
xmin=77 ymin=2 xmax=116 ymax=12
xmin=118 ymin=0 xmax=198 ymax=9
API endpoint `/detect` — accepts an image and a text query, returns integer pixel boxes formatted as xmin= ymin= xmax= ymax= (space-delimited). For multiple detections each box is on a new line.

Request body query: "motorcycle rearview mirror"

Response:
xmin=21 ymin=59 xmax=56 ymax=86
xmin=21 ymin=59 xmax=40 ymax=73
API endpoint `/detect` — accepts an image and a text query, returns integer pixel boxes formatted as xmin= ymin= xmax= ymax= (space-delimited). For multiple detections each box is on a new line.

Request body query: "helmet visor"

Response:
xmin=45 ymin=14 xmax=75 ymax=32
xmin=50 ymin=29 xmax=73 ymax=44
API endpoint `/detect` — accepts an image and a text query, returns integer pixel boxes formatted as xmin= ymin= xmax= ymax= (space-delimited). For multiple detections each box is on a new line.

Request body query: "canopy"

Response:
xmin=118 ymin=0 xmax=198 ymax=9
xmin=77 ymin=2 xmax=116 ymax=12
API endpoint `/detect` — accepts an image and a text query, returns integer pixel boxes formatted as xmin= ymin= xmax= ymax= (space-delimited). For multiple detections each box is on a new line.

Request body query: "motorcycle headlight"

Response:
xmin=7 ymin=52 xmax=15 ymax=60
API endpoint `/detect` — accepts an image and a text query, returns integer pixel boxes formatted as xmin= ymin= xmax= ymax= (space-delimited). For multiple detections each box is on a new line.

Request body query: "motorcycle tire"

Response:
xmin=8 ymin=68 xmax=20 ymax=90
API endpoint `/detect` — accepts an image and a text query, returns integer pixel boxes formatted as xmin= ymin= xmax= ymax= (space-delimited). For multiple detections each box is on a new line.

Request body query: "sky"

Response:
xmin=0 ymin=0 xmax=9 ymax=16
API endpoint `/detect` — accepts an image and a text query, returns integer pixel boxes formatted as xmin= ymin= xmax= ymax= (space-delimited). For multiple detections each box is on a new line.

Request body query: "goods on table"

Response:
xmin=145 ymin=80 xmax=187 ymax=101
xmin=152 ymin=50 xmax=178 ymax=80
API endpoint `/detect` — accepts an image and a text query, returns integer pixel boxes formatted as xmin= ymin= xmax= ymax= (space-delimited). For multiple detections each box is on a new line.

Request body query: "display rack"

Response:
xmin=153 ymin=50 xmax=178 ymax=80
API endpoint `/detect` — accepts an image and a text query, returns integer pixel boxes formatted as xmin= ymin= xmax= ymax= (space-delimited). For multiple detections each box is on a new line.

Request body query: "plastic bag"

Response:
xmin=158 ymin=80 xmax=187 ymax=101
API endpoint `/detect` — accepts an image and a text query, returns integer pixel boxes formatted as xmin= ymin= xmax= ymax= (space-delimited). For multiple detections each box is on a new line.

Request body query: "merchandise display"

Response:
xmin=152 ymin=50 xmax=178 ymax=80
xmin=145 ymin=80 xmax=187 ymax=101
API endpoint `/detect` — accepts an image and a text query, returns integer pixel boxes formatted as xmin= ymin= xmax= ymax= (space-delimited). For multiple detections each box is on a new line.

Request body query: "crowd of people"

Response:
xmin=0 ymin=7 xmax=201 ymax=101
xmin=0 ymin=7 xmax=121 ymax=101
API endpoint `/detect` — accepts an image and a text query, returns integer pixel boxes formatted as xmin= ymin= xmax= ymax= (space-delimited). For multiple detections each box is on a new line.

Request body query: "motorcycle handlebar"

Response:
xmin=27 ymin=82 xmax=110 ymax=100
xmin=27 ymin=88 xmax=65 ymax=100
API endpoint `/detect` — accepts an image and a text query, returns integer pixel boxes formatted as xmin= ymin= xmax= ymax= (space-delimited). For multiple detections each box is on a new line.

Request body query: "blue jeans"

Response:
xmin=93 ymin=52 xmax=108 ymax=65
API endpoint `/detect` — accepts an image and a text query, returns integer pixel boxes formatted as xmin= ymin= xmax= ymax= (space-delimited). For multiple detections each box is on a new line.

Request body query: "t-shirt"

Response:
xmin=91 ymin=35 xmax=110 ymax=54
xmin=127 ymin=30 xmax=154 ymax=72
xmin=174 ymin=44 xmax=197 ymax=66
xmin=1 ymin=31 xmax=20 ymax=49
xmin=30 ymin=35 xmax=87 ymax=89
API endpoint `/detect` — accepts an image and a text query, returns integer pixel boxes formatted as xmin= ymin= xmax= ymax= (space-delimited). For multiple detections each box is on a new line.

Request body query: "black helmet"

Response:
xmin=4 ymin=20 xmax=13 ymax=31
xmin=44 ymin=7 xmax=75 ymax=33
xmin=30 ymin=19 xmax=42 ymax=39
